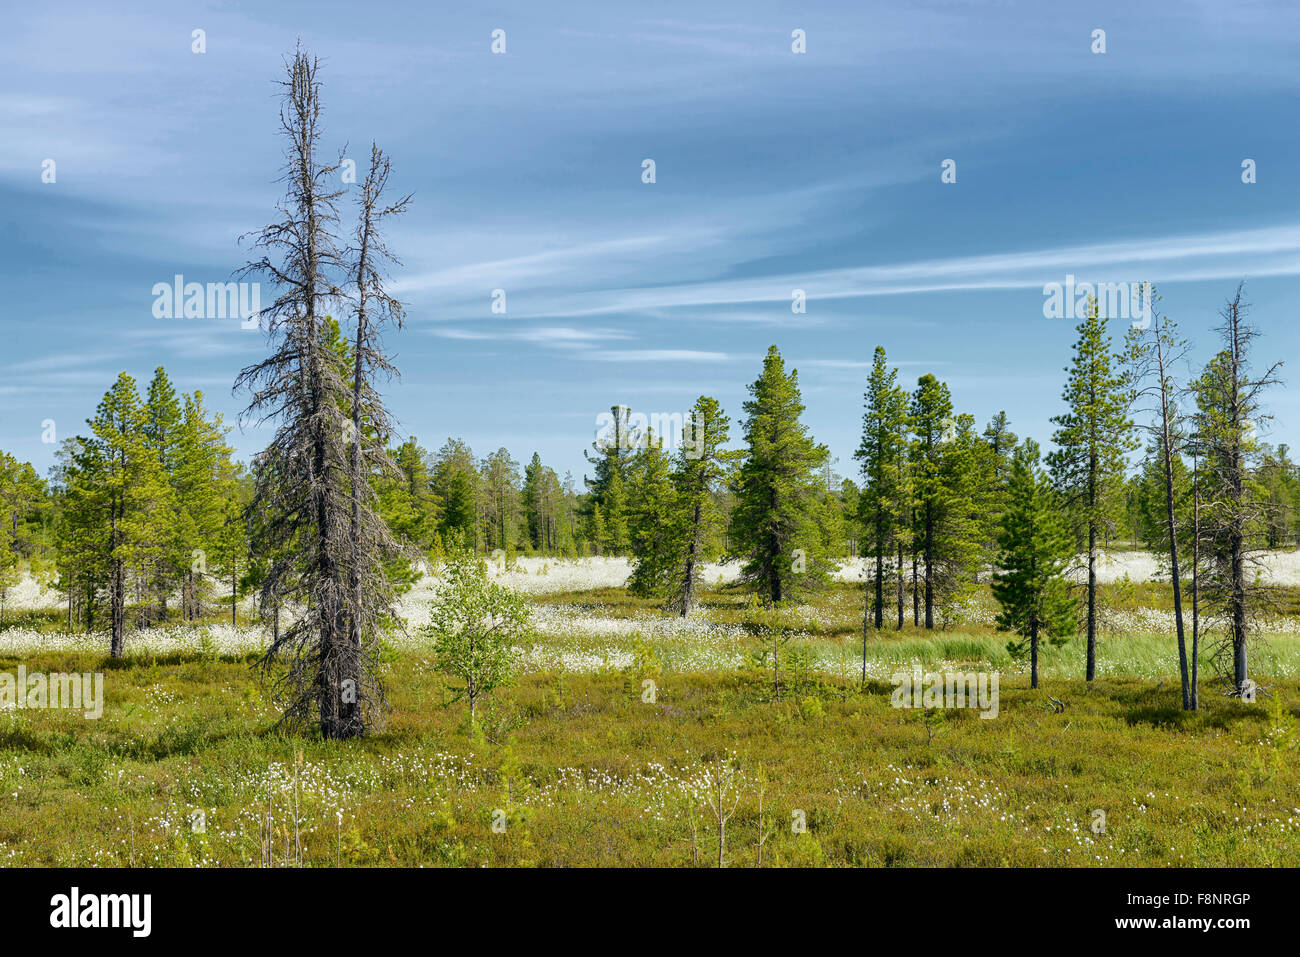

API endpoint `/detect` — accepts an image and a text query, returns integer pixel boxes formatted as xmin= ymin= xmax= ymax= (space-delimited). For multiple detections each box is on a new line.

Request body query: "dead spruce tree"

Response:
xmin=237 ymin=49 xmax=405 ymax=738
xmin=1192 ymin=284 xmax=1281 ymax=699
xmin=1124 ymin=292 xmax=1196 ymax=709
xmin=345 ymin=142 xmax=411 ymax=669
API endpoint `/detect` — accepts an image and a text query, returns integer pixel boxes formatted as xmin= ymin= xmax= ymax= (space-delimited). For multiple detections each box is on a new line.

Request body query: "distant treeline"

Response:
xmin=0 ymin=282 xmax=1290 ymax=709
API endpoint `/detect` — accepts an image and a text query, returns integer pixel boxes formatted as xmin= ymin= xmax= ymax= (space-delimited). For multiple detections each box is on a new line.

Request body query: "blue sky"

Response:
xmin=3 ymin=0 xmax=1299 ymax=485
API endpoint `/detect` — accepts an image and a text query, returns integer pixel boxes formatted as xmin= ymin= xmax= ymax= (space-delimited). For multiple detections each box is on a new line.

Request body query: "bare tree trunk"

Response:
xmin=873 ymin=521 xmax=884 ymax=629
xmin=923 ymin=502 xmax=934 ymax=630
xmin=1153 ymin=332 xmax=1190 ymax=709
xmin=111 ymin=557 xmax=125 ymax=658
xmin=680 ymin=500 xmax=701 ymax=616
xmin=1085 ymin=456 xmax=1098 ymax=682
xmin=896 ymin=540 xmax=904 ymax=630
xmin=1226 ymin=296 xmax=1249 ymax=694
xmin=911 ymin=530 xmax=919 ymax=626
xmin=110 ymin=493 xmax=125 ymax=657
xmin=1191 ymin=449 xmax=1200 ymax=710
xmin=1030 ymin=615 xmax=1039 ymax=689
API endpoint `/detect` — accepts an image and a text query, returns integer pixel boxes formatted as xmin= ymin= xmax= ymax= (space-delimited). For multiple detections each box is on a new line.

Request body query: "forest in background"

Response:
xmin=1 ymin=48 xmax=1297 ymax=738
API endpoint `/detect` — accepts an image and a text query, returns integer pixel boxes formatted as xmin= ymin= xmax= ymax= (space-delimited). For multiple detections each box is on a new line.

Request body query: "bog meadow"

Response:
xmin=3 ymin=41 xmax=1300 ymax=871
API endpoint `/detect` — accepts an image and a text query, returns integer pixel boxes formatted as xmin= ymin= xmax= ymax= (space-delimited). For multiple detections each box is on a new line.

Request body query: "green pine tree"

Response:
xmin=586 ymin=502 xmax=606 ymax=556
xmin=909 ymin=373 xmax=952 ymax=629
xmin=600 ymin=467 xmax=630 ymax=555
xmin=992 ymin=441 xmax=1077 ymax=689
xmin=432 ymin=438 xmax=480 ymax=550
xmin=79 ymin=373 xmax=172 ymax=656
xmin=730 ymin=346 xmax=831 ymax=605
xmin=478 ymin=447 xmax=521 ymax=553
xmin=935 ymin=413 xmax=993 ymax=619
xmin=1048 ymin=298 xmax=1136 ymax=681
xmin=978 ymin=411 xmax=1018 ymax=562
xmin=626 ymin=435 xmax=678 ymax=599
xmin=668 ymin=396 xmax=731 ymax=615
xmin=142 ymin=367 xmax=185 ymax=622
xmin=855 ymin=347 xmax=910 ymax=642
xmin=172 ymin=391 xmax=234 ymax=620
xmin=584 ymin=404 xmax=633 ymax=553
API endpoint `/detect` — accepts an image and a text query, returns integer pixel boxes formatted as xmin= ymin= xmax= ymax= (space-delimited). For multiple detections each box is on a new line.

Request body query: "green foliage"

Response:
xmin=1048 ymin=299 xmax=1137 ymax=679
xmin=666 ymin=396 xmax=732 ymax=614
xmin=0 ymin=452 xmax=47 ymax=619
xmin=909 ymin=375 xmax=988 ymax=626
xmin=992 ymin=442 xmax=1076 ymax=687
xmin=377 ymin=436 xmax=439 ymax=556
xmin=3 ymin=631 xmax=1297 ymax=867
xmin=522 ymin=451 xmax=572 ymax=554
xmin=62 ymin=373 xmax=177 ymax=652
xmin=855 ymin=347 xmax=911 ymax=627
xmin=1048 ymin=301 xmax=1136 ymax=522
xmin=585 ymin=405 xmax=633 ymax=555
xmin=433 ymin=438 xmax=480 ymax=548
xmin=625 ymin=439 xmax=678 ymax=598
xmin=422 ymin=548 xmax=533 ymax=724
xmin=730 ymin=346 xmax=832 ymax=605
xmin=480 ymin=447 xmax=522 ymax=552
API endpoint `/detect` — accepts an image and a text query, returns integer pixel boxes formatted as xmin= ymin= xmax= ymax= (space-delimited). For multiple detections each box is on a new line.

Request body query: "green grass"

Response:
xmin=1 ymin=578 xmax=1298 ymax=867
xmin=1 ymin=651 xmax=1298 ymax=866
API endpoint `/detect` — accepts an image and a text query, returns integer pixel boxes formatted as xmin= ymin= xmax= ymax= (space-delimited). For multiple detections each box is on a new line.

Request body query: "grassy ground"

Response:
xmin=1 ymin=578 xmax=1298 ymax=867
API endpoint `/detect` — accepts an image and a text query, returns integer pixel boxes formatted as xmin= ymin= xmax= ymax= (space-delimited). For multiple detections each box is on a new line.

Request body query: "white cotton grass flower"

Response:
xmin=0 ymin=622 xmax=267 ymax=657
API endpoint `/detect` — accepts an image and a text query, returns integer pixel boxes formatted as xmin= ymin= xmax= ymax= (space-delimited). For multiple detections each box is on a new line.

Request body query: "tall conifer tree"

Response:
xmin=992 ymin=442 xmax=1076 ymax=689
xmin=1048 ymin=299 xmax=1136 ymax=681
xmin=730 ymin=346 xmax=830 ymax=605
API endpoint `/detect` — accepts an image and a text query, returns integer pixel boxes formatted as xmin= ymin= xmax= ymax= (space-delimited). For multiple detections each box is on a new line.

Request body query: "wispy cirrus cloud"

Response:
xmin=5 ymin=0 xmax=1300 ymax=478
xmin=482 ymin=223 xmax=1300 ymax=321
xmin=429 ymin=325 xmax=634 ymax=346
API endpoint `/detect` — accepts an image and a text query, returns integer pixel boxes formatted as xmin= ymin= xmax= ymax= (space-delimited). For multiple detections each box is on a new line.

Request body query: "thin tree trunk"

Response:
xmin=873 ymin=518 xmax=884 ymax=629
xmin=680 ymin=501 xmax=700 ymax=617
xmin=111 ymin=557 xmax=125 ymax=658
xmin=1030 ymin=615 xmax=1039 ymax=689
xmin=1086 ymin=518 xmax=1097 ymax=682
xmin=1191 ymin=450 xmax=1200 ymax=710
xmin=911 ymin=512 xmax=919 ymax=626
xmin=896 ymin=540 xmax=904 ymax=630
xmin=1155 ymin=340 xmax=1190 ymax=709
xmin=923 ymin=501 xmax=934 ymax=630
xmin=346 ymin=210 xmax=370 ymax=737
xmin=110 ymin=491 xmax=125 ymax=657
xmin=1228 ymin=317 xmax=1248 ymax=694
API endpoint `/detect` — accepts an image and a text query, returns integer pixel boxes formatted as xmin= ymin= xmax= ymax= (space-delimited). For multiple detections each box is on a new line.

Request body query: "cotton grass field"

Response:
xmin=1 ymin=554 xmax=1298 ymax=867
